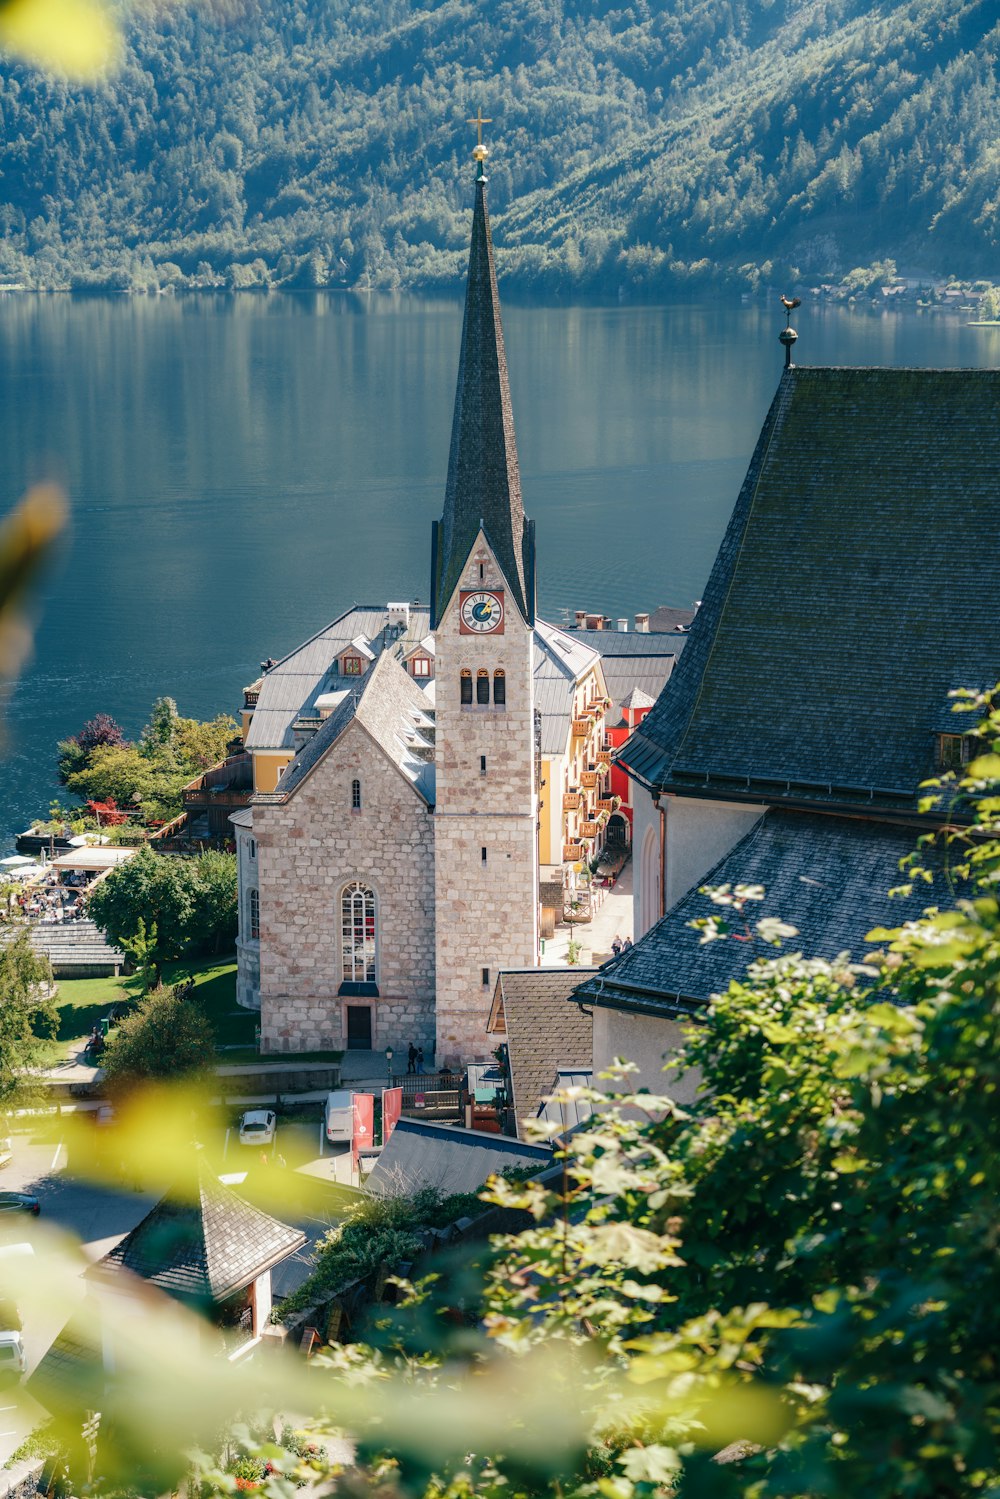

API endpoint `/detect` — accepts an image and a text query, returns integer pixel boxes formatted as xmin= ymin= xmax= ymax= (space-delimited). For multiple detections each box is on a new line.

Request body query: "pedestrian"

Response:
xmin=407 ymin=1042 xmax=417 ymax=1075
xmin=416 ymin=1047 xmax=425 ymax=1076
xmin=622 ymin=936 xmax=633 ymax=952
xmin=611 ymin=934 xmax=622 ymax=958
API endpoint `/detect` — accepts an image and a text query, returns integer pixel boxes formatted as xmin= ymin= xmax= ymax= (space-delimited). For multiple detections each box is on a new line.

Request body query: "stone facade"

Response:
xmin=253 ymin=718 xmax=436 ymax=1055
xmin=433 ymin=533 xmax=538 ymax=1064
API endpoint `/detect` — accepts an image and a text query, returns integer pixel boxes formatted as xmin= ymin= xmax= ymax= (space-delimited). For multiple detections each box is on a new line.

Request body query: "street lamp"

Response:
xmin=385 ymin=1045 xmax=394 ymax=1084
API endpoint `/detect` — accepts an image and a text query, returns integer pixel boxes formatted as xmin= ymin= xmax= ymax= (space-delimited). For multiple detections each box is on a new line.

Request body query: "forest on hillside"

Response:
xmin=0 ymin=0 xmax=998 ymax=294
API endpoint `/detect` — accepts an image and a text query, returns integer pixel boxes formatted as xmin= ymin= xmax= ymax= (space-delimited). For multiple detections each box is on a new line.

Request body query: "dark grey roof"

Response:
xmin=649 ymin=605 xmax=697 ymax=632
xmin=573 ymin=631 xmax=687 ymax=658
xmin=92 ymin=1159 xmax=306 ymax=1303
xmin=620 ymin=368 xmax=1000 ymax=810
xmin=490 ymin=968 xmax=596 ymax=1140
xmin=570 ymin=809 xmax=951 ymax=1019
xmin=572 ymin=629 xmax=683 ymax=723
xmin=432 ymin=173 xmax=534 ymax=628
xmin=366 ymin=1118 xmax=551 ymax=1197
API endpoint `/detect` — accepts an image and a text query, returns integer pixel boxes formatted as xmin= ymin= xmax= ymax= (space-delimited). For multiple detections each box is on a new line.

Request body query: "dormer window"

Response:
xmin=411 ymin=656 xmax=431 ymax=678
xmin=343 ymin=656 xmax=362 ymax=676
xmin=938 ymin=732 xmax=982 ymax=770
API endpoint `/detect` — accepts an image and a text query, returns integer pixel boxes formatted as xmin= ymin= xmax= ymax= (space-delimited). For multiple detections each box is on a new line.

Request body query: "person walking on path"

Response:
xmin=407 ymin=1042 xmax=417 ymax=1075
xmin=416 ymin=1048 xmax=425 ymax=1076
xmin=622 ymin=936 xmax=633 ymax=952
xmin=611 ymin=934 xmax=622 ymax=958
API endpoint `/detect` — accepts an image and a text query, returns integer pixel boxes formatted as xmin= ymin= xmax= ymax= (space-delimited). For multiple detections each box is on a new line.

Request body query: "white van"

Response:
xmin=323 ymin=1090 xmax=354 ymax=1146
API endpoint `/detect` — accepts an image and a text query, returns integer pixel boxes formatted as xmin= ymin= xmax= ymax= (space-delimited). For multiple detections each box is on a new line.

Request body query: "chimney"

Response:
xmin=617 ymin=618 xmax=628 ymax=633
xmin=574 ymin=610 xmax=587 ymax=628
xmin=635 ymin=613 xmax=650 ymax=633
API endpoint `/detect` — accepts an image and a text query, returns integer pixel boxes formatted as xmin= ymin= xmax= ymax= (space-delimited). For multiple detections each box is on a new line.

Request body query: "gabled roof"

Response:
xmin=619 ymin=367 xmax=1000 ymax=811
xmin=245 ymin=604 xmax=431 ymax=751
xmin=431 ymin=172 xmax=534 ymax=627
xmin=569 ymin=809 xmax=952 ymax=1020
xmin=533 ymin=619 xmax=604 ymax=755
xmin=91 ymin=1158 xmax=306 ymax=1304
xmin=366 ymin=1118 xmax=551 ymax=1197
xmin=621 ymin=687 xmax=656 ymax=711
xmin=488 ymin=968 xmax=596 ymax=1140
xmin=572 ymin=627 xmax=684 ymax=724
xmin=255 ymin=650 xmax=435 ymax=805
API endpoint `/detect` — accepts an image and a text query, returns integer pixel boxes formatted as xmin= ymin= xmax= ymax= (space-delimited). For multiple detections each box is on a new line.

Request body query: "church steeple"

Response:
xmin=431 ymin=157 xmax=535 ymax=628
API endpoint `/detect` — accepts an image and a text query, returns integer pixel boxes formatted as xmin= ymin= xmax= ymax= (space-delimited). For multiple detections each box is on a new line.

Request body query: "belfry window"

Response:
xmin=477 ymin=670 xmax=490 ymax=705
xmin=342 ymin=881 xmax=377 ymax=984
xmin=351 ymin=778 xmax=361 ymax=810
xmin=493 ymin=670 xmax=506 ymax=706
xmin=460 ymin=670 xmax=473 ymax=705
xmin=248 ymin=888 xmax=260 ymax=940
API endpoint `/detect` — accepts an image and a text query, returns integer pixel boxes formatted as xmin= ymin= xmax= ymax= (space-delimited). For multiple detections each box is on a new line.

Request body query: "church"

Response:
xmin=233 ymin=143 xmax=611 ymax=1066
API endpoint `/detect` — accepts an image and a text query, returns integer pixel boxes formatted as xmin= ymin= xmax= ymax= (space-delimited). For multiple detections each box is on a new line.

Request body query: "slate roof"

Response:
xmin=91 ymin=1158 xmax=306 ymax=1304
xmin=254 ymin=650 xmax=436 ymax=805
xmin=619 ymin=368 xmax=1000 ymax=810
xmin=245 ymin=604 xmax=431 ymax=751
xmin=432 ymin=172 xmax=534 ymax=627
xmin=573 ymin=628 xmax=685 ymax=723
xmin=487 ymin=968 xmax=596 ymax=1140
xmin=569 ymin=809 xmax=951 ymax=1019
xmin=366 ymin=1118 xmax=551 ymax=1197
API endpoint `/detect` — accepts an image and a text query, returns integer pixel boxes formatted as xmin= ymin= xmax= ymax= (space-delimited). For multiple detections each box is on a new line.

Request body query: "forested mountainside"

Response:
xmin=0 ymin=0 xmax=998 ymax=293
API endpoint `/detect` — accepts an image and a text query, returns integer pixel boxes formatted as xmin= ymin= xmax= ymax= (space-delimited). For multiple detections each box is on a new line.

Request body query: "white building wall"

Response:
xmin=235 ymin=824 xmax=261 ymax=1011
xmin=631 ymin=789 xmax=766 ymax=938
xmin=592 ymin=1006 xmax=702 ymax=1104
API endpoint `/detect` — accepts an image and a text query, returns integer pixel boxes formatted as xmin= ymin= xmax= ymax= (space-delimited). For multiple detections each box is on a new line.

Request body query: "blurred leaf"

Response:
xmin=0 ymin=0 xmax=120 ymax=76
xmin=0 ymin=485 xmax=65 ymax=681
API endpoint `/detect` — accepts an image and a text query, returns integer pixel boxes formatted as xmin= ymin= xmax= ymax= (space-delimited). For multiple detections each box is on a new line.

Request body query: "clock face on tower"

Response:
xmin=459 ymin=589 xmax=505 ymax=634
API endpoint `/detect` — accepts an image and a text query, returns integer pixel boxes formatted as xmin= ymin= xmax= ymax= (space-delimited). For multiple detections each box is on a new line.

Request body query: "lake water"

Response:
xmin=1 ymin=291 xmax=997 ymax=846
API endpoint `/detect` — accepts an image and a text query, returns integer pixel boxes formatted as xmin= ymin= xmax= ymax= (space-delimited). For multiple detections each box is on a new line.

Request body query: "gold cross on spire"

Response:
xmin=468 ymin=108 xmax=492 ymax=164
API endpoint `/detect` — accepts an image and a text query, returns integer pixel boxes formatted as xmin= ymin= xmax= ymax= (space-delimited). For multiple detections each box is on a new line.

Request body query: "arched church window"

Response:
xmin=351 ymin=778 xmax=361 ymax=811
xmin=460 ymin=669 xmax=473 ymax=705
xmin=493 ymin=670 xmax=506 ymax=705
xmin=342 ymin=881 xmax=377 ymax=984
xmin=248 ymin=888 xmax=259 ymax=940
xmin=477 ymin=670 xmax=490 ymax=705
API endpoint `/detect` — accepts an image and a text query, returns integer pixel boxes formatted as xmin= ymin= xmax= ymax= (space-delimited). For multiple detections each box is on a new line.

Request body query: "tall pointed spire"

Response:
xmin=431 ymin=152 xmax=534 ymax=628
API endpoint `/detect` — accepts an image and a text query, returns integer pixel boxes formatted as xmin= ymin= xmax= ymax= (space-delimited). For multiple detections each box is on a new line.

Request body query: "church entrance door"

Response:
xmin=346 ymin=1006 xmax=373 ymax=1049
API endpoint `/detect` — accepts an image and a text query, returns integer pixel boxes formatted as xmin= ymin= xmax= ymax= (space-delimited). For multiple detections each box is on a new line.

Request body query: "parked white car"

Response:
xmin=0 ymin=1330 xmax=26 ymax=1377
xmin=323 ymin=1090 xmax=354 ymax=1146
xmin=238 ymin=1110 xmax=276 ymax=1147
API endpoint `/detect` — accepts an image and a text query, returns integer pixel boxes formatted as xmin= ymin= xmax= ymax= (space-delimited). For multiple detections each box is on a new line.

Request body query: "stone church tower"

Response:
xmin=431 ymin=157 xmax=539 ymax=1064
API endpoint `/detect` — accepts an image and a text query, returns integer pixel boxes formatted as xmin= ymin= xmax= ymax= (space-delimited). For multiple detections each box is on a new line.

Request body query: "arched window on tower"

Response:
xmin=351 ymin=778 xmax=361 ymax=811
xmin=493 ymin=670 xmax=506 ymax=705
xmin=477 ymin=669 xmax=490 ymax=704
xmin=341 ymin=881 xmax=377 ymax=986
xmin=460 ymin=669 xmax=473 ymax=705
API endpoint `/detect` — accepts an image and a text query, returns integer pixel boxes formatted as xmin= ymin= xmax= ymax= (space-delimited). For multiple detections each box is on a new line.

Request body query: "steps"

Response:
xmin=29 ymin=917 xmax=125 ymax=976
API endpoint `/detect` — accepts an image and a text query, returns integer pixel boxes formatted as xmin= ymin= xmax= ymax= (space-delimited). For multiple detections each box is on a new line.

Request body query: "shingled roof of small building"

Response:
xmin=488 ymin=968 xmax=596 ymax=1139
xmin=91 ymin=1157 xmax=306 ymax=1304
xmin=569 ymin=809 xmax=950 ymax=1020
xmin=619 ymin=367 xmax=1000 ymax=810
xmin=431 ymin=171 xmax=534 ymax=628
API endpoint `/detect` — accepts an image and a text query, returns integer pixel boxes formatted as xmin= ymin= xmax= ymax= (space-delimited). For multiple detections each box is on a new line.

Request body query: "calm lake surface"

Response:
xmin=1 ymin=292 xmax=997 ymax=846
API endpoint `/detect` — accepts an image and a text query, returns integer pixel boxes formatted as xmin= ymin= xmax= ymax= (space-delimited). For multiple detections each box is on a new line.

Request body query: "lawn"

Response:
xmin=52 ymin=958 xmax=342 ymax=1066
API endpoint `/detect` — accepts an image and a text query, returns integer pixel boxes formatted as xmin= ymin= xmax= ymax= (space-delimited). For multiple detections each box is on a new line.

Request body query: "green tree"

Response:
xmin=141 ymin=695 xmax=178 ymax=750
xmin=0 ymin=929 xmax=56 ymax=1110
xmin=188 ymin=851 xmax=238 ymax=954
xmin=100 ymin=985 xmax=214 ymax=1094
xmin=87 ymin=845 xmax=195 ymax=981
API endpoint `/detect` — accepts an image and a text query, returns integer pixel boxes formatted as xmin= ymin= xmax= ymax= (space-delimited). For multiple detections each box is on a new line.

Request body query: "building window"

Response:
xmin=351 ymin=778 xmax=361 ymax=810
xmin=343 ymin=656 xmax=362 ymax=676
xmin=493 ymin=670 xmax=506 ymax=705
xmin=249 ymin=838 xmax=256 ymax=859
xmin=248 ymin=888 xmax=259 ymax=940
xmin=481 ymin=846 xmax=487 ymax=864
xmin=342 ymin=882 xmax=377 ymax=984
xmin=461 ymin=670 xmax=473 ymax=705
xmin=479 ymin=562 xmax=485 ymax=580
xmin=477 ymin=670 xmax=490 ymax=705
xmin=480 ymin=755 xmax=487 ymax=775
xmin=482 ymin=967 xmax=490 ymax=986
xmin=412 ymin=656 xmax=431 ymax=678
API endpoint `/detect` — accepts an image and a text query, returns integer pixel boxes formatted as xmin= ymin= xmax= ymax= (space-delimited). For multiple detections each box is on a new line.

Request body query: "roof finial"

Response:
xmin=468 ymin=107 xmax=492 ymax=182
xmin=779 ymin=294 xmax=801 ymax=369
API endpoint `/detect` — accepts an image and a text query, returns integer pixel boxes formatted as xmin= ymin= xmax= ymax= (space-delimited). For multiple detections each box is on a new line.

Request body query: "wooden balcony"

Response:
xmin=596 ymin=748 xmax=613 ymax=765
xmin=580 ymin=820 xmax=598 ymax=838
xmin=572 ymin=719 xmax=590 ymax=737
xmin=563 ymin=842 xmax=584 ymax=862
xmin=581 ymin=769 xmax=599 ymax=789
xmin=596 ymin=797 xmax=615 ymax=813
xmin=563 ymin=791 xmax=583 ymax=811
